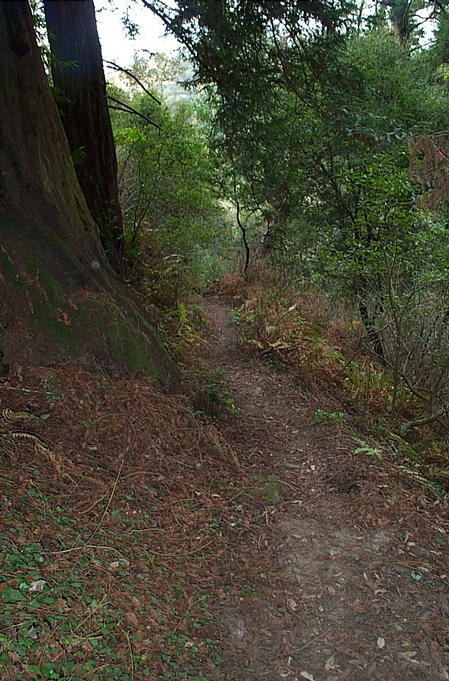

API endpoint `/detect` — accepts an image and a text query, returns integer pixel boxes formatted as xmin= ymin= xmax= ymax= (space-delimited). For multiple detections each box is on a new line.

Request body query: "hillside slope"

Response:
xmin=0 ymin=296 xmax=448 ymax=681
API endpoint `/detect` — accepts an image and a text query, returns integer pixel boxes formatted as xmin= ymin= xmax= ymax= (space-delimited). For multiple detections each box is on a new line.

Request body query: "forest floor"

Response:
xmin=199 ymin=296 xmax=449 ymax=681
xmin=0 ymin=294 xmax=449 ymax=681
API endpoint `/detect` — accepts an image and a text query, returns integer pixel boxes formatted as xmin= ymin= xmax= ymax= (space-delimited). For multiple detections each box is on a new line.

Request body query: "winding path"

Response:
xmin=202 ymin=296 xmax=449 ymax=681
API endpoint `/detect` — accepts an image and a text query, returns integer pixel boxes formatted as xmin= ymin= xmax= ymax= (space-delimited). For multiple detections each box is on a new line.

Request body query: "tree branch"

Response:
xmin=107 ymin=95 xmax=162 ymax=131
xmin=104 ymin=59 xmax=161 ymax=105
xmin=400 ymin=407 xmax=448 ymax=436
xmin=232 ymin=174 xmax=250 ymax=274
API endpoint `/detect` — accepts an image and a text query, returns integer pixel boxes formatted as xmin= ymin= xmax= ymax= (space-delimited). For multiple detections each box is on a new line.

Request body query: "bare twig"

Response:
xmin=51 ymin=544 xmax=128 ymax=558
xmin=295 ymin=630 xmax=329 ymax=653
xmin=400 ymin=407 xmax=448 ymax=437
xmin=107 ymin=96 xmax=162 ymax=131
xmin=104 ymin=59 xmax=161 ymax=105
xmin=0 ymin=384 xmax=53 ymax=396
xmin=77 ymin=458 xmax=125 ymax=550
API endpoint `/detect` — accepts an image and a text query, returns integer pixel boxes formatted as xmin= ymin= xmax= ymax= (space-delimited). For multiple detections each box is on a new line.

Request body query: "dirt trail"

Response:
xmin=202 ymin=297 xmax=449 ymax=681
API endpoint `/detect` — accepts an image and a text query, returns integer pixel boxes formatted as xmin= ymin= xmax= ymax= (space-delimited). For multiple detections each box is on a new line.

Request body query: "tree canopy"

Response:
xmin=3 ymin=0 xmax=449 ymax=411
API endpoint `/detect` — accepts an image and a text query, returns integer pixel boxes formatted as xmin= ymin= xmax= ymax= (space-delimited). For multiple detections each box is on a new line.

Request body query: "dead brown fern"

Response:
xmin=0 ymin=407 xmax=61 ymax=475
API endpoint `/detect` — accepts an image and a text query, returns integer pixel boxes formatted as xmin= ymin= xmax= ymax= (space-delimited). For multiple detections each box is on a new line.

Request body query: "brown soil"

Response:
xmin=0 ymin=296 xmax=448 ymax=681
xmin=201 ymin=296 xmax=449 ymax=681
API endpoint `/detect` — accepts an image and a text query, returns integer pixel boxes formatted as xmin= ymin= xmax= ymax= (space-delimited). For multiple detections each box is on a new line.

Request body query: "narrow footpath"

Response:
xmin=202 ymin=296 xmax=449 ymax=681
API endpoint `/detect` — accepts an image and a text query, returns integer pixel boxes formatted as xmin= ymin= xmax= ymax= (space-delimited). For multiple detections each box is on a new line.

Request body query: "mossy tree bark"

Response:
xmin=43 ymin=0 xmax=125 ymax=274
xmin=0 ymin=1 xmax=177 ymax=387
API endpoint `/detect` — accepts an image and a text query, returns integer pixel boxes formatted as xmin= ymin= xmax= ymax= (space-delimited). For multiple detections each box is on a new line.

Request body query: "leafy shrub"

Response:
xmin=112 ymin=88 xmax=238 ymax=303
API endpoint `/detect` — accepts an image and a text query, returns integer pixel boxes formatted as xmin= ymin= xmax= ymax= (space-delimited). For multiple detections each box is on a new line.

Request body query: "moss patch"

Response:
xmin=0 ymin=252 xmax=176 ymax=385
xmin=73 ymin=295 xmax=161 ymax=377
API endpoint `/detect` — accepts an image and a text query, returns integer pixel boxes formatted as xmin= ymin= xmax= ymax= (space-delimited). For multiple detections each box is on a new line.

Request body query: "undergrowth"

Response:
xmin=191 ymin=368 xmax=240 ymax=418
xmin=222 ymin=271 xmax=449 ymax=496
xmin=1 ymin=275 xmax=449 ymax=681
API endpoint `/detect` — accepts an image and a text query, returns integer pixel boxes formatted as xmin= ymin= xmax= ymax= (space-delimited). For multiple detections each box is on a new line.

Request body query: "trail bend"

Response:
xmin=202 ymin=296 xmax=449 ymax=681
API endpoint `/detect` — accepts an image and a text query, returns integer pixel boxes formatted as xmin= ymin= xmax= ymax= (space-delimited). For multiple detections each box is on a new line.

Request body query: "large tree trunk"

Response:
xmin=0 ymin=1 xmax=177 ymax=387
xmin=43 ymin=0 xmax=125 ymax=274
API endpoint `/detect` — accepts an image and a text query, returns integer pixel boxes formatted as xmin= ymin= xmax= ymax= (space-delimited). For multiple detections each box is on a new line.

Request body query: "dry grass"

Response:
xmin=221 ymin=270 xmax=449 ymax=489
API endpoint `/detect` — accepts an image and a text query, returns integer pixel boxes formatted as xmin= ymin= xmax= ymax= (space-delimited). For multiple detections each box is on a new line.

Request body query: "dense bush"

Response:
xmin=111 ymin=81 xmax=239 ymax=303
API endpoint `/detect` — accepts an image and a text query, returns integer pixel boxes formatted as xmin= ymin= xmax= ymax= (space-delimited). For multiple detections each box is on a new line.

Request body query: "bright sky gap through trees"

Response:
xmin=95 ymin=0 xmax=181 ymax=65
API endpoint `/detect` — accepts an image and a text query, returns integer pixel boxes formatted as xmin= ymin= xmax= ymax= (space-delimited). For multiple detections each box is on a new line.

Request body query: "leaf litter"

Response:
xmin=0 ymin=363 xmax=271 ymax=680
xmin=0 ymin=296 xmax=448 ymax=680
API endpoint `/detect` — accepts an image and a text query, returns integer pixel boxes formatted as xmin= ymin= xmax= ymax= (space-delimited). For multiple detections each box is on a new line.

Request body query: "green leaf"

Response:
xmin=2 ymin=587 xmax=26 ymax=603
xmin=42 ymin=661 xmax=61 ymax=678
